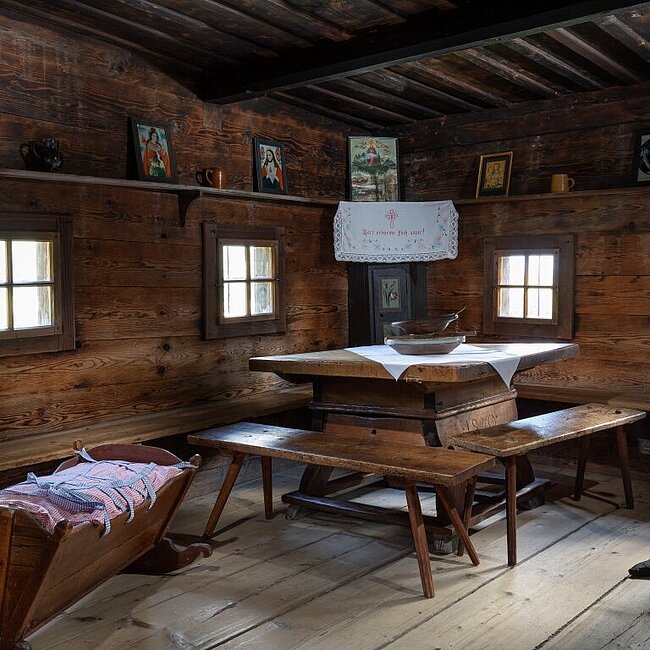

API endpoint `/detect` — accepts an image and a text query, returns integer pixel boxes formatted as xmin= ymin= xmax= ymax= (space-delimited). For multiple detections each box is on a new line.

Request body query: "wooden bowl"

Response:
xmin=384 ymin=335 xmax=465 ymax=355
xmin=391 ymin=307 xmax=466 ymax=335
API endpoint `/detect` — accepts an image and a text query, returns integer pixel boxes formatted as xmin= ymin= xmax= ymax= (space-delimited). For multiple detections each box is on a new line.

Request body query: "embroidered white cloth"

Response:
xmin=333 ymin=200 xmax=458 ymax=262
xmin=345 ymin=344 xmax=524 ymax=386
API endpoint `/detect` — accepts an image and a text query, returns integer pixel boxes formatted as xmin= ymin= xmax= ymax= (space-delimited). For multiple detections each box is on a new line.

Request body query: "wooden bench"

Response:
xmin=448 ymin=403 xmax=646 ymax=567
xmin=515 ymin=381 xmax=650 ymax=412
xmin=0 ymin=385 xmax=312 ymax=476
xmin=188 ymin=422 xmax=497 ymax=599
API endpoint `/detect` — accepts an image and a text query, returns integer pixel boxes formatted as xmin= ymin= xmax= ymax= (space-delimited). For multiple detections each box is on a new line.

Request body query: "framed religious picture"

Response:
xmin=380 ymin=276 xmax=402 ymax=311
xmin=129 ymin=118 xmax=177 ymax=183
xmin=253 ymin=137 xmax=288 ymax=195
xmin=475 ymin=151 xmax=513 ymax=198
xmin=348 ymin=136 xmax=399 ymax=201
xmin=633 ymin=129 xmax=650 ymax=185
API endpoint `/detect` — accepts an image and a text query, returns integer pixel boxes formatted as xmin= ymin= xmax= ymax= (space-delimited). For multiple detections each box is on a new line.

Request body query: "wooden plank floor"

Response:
xmin=30 ymin=459 xmax=650 ymax=650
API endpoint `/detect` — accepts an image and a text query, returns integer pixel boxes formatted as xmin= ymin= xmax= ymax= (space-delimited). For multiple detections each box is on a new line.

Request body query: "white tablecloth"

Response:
xmin=345 ymin=344 xmax=524 ymax=385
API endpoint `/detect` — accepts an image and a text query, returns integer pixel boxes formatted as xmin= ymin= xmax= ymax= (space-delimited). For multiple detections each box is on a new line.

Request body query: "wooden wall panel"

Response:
xmin=0 ymin=13 xmax=349 ymax=441
xmin=0 ymin=12 xmax=347 ymax=196
xmin=399 ymin=83 xmax=650 ymax=198
xmin=402 ymin=87 xmax=650 ymax=394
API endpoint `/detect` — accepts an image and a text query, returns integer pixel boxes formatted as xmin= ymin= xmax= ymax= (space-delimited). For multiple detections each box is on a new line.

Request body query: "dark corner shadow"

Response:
xmin=543 ymin=476 xmax=622 ymax=508
xmin=540 ymin=475 xmax=595 ymax=500
xmin=575 ymin=490 xmax=620 ymax=508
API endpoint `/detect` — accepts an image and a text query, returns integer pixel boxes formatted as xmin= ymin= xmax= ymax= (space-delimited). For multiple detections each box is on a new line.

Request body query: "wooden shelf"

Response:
xmin=453 ymin=185 xmax=650 ymax=205
xmin=0 ymin=168 xmax=339 ymax=226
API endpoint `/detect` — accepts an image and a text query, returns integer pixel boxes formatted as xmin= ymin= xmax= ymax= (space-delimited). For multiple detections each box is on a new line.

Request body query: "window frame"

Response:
xmin=0 ymin=215 xmax=75 ymax=357
xmin=483 ymin=235 xmax=575 ymax=339
xmin=203 ymin=222 xmax=286 ymax=339
xmin=217 ymin=237 xmax=280 ymax=324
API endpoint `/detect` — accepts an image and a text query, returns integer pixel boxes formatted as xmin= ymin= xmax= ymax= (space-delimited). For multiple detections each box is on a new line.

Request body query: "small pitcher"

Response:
xmin=20 ymin=138 xmax=64 ymax=173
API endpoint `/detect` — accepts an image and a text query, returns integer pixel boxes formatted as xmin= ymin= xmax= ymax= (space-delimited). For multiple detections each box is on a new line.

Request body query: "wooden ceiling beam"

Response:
xmin=303 ymin=85 xmax=418 ymax=124
xmin=356 ymin=0 xmax=410 ymax=20
xmin=506 ymin=36 xmax=606 ymax=88
xmin=241 ymin=0 xmax=354 ymax=41
xmin=399 ymin=60 xmax=514 ymax=108
xmin=332 ymin=77 xmax=444 ymax=118
xmin=270 ymin=92 xmax=385 ymax=130
xmin=457 ymin=47 xmax=564 ymax=97
xmin=203 ymin=0 xmax=647 ymax=102
xmin=58 ymin=0 xmax=233 ymax=65
xmin=596 ymin=13 xmax=650 ymax=62
xmin=368 ymin=0 xmax=459 ymax=16
xmin=0 ymin=0 xmax=207 ymax=74
xmin=376 ymin=68 xmax=485 ymax=112
xmin=175 ymin=0 xmax=315 ymax=48
xmin=546 ymin=26 xmax=644 ymax=82
xmin=74 ymin=0 xmax=277 ymax=58
xmin=18 ymin=0 xmax=233 ymax=66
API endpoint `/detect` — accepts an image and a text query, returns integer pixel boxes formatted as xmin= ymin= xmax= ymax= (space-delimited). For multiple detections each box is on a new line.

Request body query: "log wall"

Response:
xmin=0 ymin=12 xmax=349 ymax=440
xmin=399 ymin=84 xmax=650 ymax=390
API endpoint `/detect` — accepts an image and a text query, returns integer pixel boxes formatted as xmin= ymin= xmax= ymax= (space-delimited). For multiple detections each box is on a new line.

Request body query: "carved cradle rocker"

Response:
xmin=0 ymin=442 xmax=212 ymax=650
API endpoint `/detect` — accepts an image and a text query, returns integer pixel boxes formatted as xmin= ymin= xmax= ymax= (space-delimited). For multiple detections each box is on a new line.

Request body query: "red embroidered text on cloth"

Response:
xmin=0 ymin=460 xmax=182 ymax=534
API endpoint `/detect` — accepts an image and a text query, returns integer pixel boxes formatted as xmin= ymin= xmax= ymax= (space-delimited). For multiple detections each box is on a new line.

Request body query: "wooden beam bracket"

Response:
xmin=178 ymin=189 xmax=204 ymax=228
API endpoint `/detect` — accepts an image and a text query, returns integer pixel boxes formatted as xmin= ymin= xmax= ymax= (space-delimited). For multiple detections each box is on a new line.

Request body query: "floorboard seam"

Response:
xmin=376 ymin=506 xmax=615 ymax=649
xmin=201 ymin=548 xmax=413 ymax=649
xmin=532 ymin=577 xmax=630 ymax=650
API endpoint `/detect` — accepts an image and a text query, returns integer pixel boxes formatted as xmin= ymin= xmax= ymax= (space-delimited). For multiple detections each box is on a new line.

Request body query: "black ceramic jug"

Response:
xmin=20 ymin=138 xmax=64 ymax=172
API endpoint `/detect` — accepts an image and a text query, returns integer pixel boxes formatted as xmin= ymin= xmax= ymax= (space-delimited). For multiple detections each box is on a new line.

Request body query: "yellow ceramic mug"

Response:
xmin=550 ymin=174 xmax=575 ymax=193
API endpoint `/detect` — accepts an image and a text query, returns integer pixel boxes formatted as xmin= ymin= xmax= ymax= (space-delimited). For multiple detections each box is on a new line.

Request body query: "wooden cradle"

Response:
xmin=0 ymin=442 xmax=211 ymax=650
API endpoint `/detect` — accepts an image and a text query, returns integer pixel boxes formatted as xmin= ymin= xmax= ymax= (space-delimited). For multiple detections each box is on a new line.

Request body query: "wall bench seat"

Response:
xmin=188 ymin=421 xmax=497 ymax=599
xmin=0 ymin=385 xmax=312 ymax=475
xmin=515 ymin=381 xmax=650 ymax=411
xmin=448 ymin=403 xmax=645 ymax=567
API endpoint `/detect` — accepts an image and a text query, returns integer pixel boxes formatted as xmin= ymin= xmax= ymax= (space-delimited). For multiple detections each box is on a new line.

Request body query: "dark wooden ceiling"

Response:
xmin=3 ymin=0 xmax=650 ymax=129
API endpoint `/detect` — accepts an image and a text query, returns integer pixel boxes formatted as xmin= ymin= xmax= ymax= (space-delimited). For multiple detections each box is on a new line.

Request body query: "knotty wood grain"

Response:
xmin=0 ymin=0 xmax=349 ymax=454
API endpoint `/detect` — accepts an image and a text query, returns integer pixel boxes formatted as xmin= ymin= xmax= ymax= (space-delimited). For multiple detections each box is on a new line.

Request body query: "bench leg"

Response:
xmin=573 ymin=437 xmax=591 ymax=501
xmin=434 ymin=484 xmax=480 ymax=567
xmin=456 ymin=477 xmax=477 ymax=558
xmin=404 ymin=483 xmax=435 ymax=598
xmin=261 ymin=456 xmax=273 ymax=519
xmin=203 ymin=452 xmax=246 ymax=539
xmin=616 ymin=425 xmax=634 ymax=509
xmin=505 ymin=456 xmax=517 ymax=567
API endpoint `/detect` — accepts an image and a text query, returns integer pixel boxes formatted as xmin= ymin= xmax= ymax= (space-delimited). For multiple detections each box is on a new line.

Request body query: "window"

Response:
xmin=483 ymin=235 xmax=574 ymax=339
xmin=0 ymin=215 xmax=75 ymax=356
xmin=203 ymin=223 xmax=285 ymax=339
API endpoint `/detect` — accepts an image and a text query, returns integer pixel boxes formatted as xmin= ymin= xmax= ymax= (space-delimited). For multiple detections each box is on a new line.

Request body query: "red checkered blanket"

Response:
xmin=0 ymin=456 xmax=183 ymax=535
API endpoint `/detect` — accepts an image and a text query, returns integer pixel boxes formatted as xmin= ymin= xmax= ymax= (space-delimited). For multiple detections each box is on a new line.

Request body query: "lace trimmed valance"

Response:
xmin=333 ymin=200 xmax=458 ymax=263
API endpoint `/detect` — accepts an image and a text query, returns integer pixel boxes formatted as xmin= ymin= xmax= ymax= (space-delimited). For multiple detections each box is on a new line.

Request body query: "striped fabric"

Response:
xmin=0 ymin=451 xmax=185 ymax=535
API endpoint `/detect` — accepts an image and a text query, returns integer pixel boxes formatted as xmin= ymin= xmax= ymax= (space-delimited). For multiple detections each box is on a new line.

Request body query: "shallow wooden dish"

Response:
xmin=391 ymin=307 xmax=466 ymax=335
xmin=384 ymin=334 xmax=465 ymax=355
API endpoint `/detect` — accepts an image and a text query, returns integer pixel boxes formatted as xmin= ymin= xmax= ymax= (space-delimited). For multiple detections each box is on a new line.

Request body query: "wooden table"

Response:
xmin=249 ymin=343 xmax=579 ymax=532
